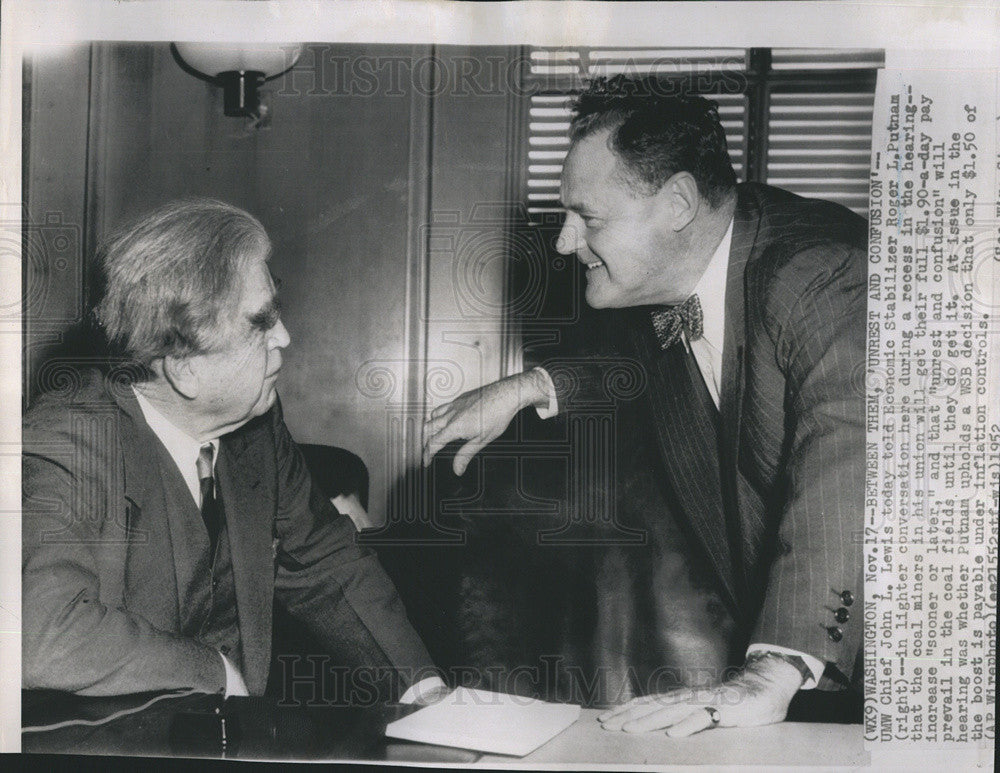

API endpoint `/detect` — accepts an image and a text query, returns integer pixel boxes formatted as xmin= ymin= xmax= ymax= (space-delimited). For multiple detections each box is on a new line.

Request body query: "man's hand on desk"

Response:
xmin=597 ymin=654 xmax=803 ymax=737
xmin=422 ymin=369 xmax=551 ymax=476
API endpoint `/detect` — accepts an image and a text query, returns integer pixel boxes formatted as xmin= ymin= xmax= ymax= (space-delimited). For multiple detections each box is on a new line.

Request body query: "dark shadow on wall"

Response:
xmin=371 ymin=399 xmax=739 ymax=709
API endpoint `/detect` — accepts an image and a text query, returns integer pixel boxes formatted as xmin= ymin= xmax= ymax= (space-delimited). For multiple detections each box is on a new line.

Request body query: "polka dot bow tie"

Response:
xmin=650 ymin=294 xmax=704 ymax=350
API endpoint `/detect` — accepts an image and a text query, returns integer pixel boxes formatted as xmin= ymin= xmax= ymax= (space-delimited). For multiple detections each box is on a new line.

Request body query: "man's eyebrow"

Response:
xmin=248 ymin=296 xmax=282 ymax=329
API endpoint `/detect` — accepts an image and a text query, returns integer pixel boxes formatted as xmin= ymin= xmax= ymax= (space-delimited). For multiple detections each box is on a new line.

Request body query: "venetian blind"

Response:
xmin=524 ymin=48 xmax=883 ymax=218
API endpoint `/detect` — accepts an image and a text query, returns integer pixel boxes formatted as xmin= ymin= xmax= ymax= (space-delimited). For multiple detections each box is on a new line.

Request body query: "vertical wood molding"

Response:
xmin=20 ymin=56 xmax=31 ymax=216
xmin=403 ymin=44 xmax=434 ymax=459
xmin=745 ymin=48 xmax=772 ymax=184
xmin=20 ymin=53 xmax=33 ymax=406
xmin=84 ymin=43 xmax=110 ymax=267
xmin=500 ymin=46 xmax=529 ymax=379
xmin=84 ymin=44 xmax=156 ymax=260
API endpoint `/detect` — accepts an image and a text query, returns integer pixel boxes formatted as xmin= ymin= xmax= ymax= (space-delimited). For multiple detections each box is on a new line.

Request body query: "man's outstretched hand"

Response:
xmin=422 ymin=369 xmax=551 ymax=476
xmin=597 ymin=653 xmax=803 ymax=737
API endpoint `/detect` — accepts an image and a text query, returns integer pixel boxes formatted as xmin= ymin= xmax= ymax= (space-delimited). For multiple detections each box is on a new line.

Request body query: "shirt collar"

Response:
xmin=689 ymin=216 xmax=734 ymax=354
xmin=132 ymin=385 xmax=219 ymax=474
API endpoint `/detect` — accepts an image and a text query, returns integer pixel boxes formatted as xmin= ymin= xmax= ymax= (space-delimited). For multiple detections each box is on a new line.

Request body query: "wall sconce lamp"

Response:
xmin=172 ymin=42 xmax=304 ymax=118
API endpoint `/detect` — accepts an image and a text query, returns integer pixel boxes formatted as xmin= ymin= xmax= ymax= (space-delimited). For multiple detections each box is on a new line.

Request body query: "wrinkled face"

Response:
xmin=556 ymin=129 xmax=698 ymax=308
xmin=191 ymin=257 xmax=290 ymax=433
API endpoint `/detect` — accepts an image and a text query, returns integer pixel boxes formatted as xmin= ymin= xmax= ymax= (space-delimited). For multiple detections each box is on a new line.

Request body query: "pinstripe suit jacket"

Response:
xmin=548 ymin=183 xmax=867 ymax=687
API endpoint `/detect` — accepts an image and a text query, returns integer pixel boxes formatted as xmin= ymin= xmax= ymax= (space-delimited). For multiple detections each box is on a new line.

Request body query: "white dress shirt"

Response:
xmin=132 ymin=387 xmax=218 ymax=505
xmin=533 ymin=219 xmax=824 ymax=688
xmin=684 ymin=218 xmax=731 ymax=408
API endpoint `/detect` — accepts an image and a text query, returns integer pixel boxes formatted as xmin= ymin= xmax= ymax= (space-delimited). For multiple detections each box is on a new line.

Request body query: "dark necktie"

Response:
xmin=648 ymin=297 xmax=718 ymax=426
xmin=650 ymin=294 xmax=704 ymax=350
xmin=197 ymin=443 xmax=221 ymax=556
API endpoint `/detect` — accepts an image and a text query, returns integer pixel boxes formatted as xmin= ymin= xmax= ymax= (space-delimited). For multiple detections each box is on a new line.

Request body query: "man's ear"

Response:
xmin=659 ymin=172 xmax=701 ymax=231
xmin=161 ymin=355 xmax=200 ymax=400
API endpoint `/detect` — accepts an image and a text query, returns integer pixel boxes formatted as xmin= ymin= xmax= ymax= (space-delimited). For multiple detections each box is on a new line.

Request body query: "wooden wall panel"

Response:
xmin=424 ymin=46 xmax=523 ymax=408
xmin=23 ymin=43 xmax=517 ymax=524
xmin=256 ymin=45 xmax=424 ymax=521
xmin=22 ymin=44 xmax=92 ymax=399
xmin=88 ymin=43 xmax=257 ymax=236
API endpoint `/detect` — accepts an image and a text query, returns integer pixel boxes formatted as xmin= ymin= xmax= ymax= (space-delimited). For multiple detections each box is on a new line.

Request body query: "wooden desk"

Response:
xmin=23 ymin=692 xmax=865 ymax=766
xmin=479 ymin=709 xmax=867 ymax=766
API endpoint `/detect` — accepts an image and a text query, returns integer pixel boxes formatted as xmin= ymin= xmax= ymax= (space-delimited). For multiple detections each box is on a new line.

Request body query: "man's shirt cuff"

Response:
xmin=220 ymin=652 xmax=249 ymax=698
xmin=746 ymin=643 xmax=825 ymax=690
xmin=531 ymin=367 xmax=559 ymax=419
xmin=399 ymin=675 xmax=447 ymax=704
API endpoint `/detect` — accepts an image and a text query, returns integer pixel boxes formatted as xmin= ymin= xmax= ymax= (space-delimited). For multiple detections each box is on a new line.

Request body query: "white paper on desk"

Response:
xmin=385 ymin=687 xmax=580 ymax=757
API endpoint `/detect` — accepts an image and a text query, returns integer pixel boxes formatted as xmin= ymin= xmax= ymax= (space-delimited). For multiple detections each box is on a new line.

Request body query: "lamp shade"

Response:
xmin=173 ymin=42 xmax=303 ymax=79
xmin=173 ymin=42 xmax=304 ymax=118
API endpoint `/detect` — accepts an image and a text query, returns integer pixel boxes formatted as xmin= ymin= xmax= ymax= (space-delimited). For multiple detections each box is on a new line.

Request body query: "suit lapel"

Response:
xmin=111 ymin=384 xmax=183 ymax=630
xmin=216 ymin=427 xmax=275 ymax=695
xmin=630 ymin=313 xmax=739 ymax=612
xmin=719 ymin=188 xmax=755 ymax=444
xmin=718 ymin=186 xmax=759 ymax=593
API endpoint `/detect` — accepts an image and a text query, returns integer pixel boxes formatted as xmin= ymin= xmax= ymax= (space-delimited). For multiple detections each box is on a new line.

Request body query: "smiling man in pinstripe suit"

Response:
xmin=424 ymin=75 xmax=866 ymax=734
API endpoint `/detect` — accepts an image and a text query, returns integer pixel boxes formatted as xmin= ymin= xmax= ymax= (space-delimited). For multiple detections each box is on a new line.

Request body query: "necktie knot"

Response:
xmin=197 ymin=444 xmax=215 ymax=483
xmin=650 ymin=294 xmax=704 ymax=350
xmin=197 ymin=443 xmax=221 ymax=554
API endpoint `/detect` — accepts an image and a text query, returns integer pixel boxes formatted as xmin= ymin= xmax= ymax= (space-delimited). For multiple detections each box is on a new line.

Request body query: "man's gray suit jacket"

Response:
xmin=22 ymin=368 xmax=435 ymax=696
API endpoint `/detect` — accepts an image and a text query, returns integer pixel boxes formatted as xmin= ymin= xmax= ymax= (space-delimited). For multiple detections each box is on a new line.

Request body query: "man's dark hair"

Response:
xmin=570 ymin=75 xmax=737 ymax=207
